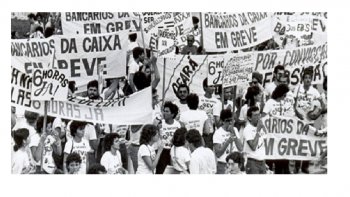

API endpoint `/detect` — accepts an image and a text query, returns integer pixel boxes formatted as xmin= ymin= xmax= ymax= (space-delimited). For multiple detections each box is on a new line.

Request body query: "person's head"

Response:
xmin=220 ymin=109 xmax=233 ymax=130
xmin=11 ymin=31 xmax=19 ymax=39
xmin=70 ymin=121 xmax=87 ymax=139
xmin=273 ymin=65 xmax=285 ymax=83
xmin=35 ymin=26 xmax=44 ymax=34
xmin=44 ymin=27 xmax=54 ymax=38
xmin=24 ymin=110 xmax=39 ymax=125
xmin=128 ymin=32 xmax=137 ymax=42
xmin=302 ymin=66 xmax=314 ymax=87
xmin=192 ymin=16 xmax=199 ymax=30
xmin=87 ymin=80 xmax=100 ymax=99
xmin=279 ymin=73 xmax=290 ymax=86
xmin=185 ymin=129 xmax=202 ymax=152
xmin=271 ymin=84 xmax=289 ymax=100
xmin=247 ymin=106 xmax=260 ymax=126
xmin=323 ymin=76 xmax=327 ymax=92
xmin=104 ymin=133 xmax=122 ymax=151
xmin=172 ymin=128 xmax=187 ymax=147
xmin=87 ymin=164 xmax=107 ymax=174
xmin=36 ymin=116 xmax=55 ymax=135
xmin=13 ymin=128 xmax=30 ymax=152
xmin=144 ymin=66 xmax=151 ymax=78
xmin=68 ymin=81 xmax=76 ymax=95
xmin=186 ymin=35 xmax=195 ymax=47
xmin=186 ymin=93 xmax=199 ymax=110
xmin=251 ymin=72 xmax=263 ymax=86
xmin=225 ymin=152 xmax=245 ymax=174
xmin=66 ymin=152 xmax=82 ymax=174
xmin=177 ymin=84 xmax=189 ymax=101
xmin=152 ymin=88 xmax=159 ymax=107
xmin=202 ymin=78 xmax=214 ymax=95
xmin=163 ymin=101 xmax=179 ymax=120
xmin=27 ymin=13 xmax=36 ymax=24
xmin=245 ymin=86 xmax=261 ymax=107
xmin=224 ymin=87 xmax=232 ymax=101
xmin=132 ymin=47 xmax=145 ymax=61
xmin=139 ymin=124 xmax=160 ymax=145
xmin=35 ymin=13 xmax=42 ymax=23
xmin=133 ymin=71 xmax=150 ymax=91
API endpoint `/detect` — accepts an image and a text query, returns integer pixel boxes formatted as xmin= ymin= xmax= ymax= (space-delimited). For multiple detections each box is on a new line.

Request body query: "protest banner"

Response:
xmin=52 ymin=31 xmax=129 ymax=93
xmin=207 ymin=55 xmax=225 ymax=86
xmin=61 ymin=12 xmax=141 ymax=35
xmin=11 ymin=67 xmax=153 ymax=125
xmin=201 ymin=12 xmax=273 ymax=52
xmin=222 ymin=52 xmax=255 ymax=87
xmin=157 ymin=28 xmax=176 ymax=58
xmin=11 ymin=38 xmax=55 ymax=75
xmin=253 ymin=42 xmax=327 ymax=88
xmin=261 ymin=116 xmax=327 ymax=160
xmin=157 ymin=55 xmax=208 ymax=102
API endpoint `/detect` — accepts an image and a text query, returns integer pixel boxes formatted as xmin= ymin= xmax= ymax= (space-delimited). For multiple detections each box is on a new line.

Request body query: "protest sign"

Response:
xmin=157 ymin=28 xmax=176 ymax=58
xmin=207 ymin=55 xmax=225 ymax=86
xmin=11 ymin=67 xmax=153 ymax=125
xmin=222 ymin=52 xmax=254 ymax=87
xmin=52 ymin=31 xmax=128 ymax=92
xmin=61 ymin=12 xmax=141 ymax=35
xmin=11 ymin=38 xmax=55 ymax=75
xmin=262 ymin=116 xmax=327 ymax=160
xmin=201 ymin=12 xmax=273 ymax=52
xmin=157 ymin=55 xmax=208 ymax=102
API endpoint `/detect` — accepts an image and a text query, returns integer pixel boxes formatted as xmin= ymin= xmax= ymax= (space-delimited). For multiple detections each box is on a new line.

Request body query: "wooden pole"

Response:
xmin=40 ymin=100 xmax=48 ymax=172
xmin=162 ymin=58 xmax=166 ymax=107
xmin=232 ymin=85 xmax=237 ymax=120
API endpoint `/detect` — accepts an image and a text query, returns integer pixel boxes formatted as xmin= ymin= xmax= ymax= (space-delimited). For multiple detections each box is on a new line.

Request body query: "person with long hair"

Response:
xmin=170 ymin=128 xmax=190 ymax=174
xmin=136 ymin=124 xmax=164 ymax=174
xmin=12 ymin=128 xmax=33 ymax=174
xmin=100 ymin=133 xmax=127 ymax=174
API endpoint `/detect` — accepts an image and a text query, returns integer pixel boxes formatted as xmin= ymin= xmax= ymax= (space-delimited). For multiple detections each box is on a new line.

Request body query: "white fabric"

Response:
xmin=127 ymin=42 xmax=139 ymax=66
xmin=173 ymin=100 xmax=190 ymax=115
xmin=213 ymin=100 xmax=235 ymax=117
xmin=12 ymin=149 xmax=30 ymax=174
xmin=243 ymin=122 xmax=266 ymax=161
xmin=42 ymin=135 xmax=57 ymax=174
xmin=213 ymin=127 xmax=240 ymax=163
xmin=136 ymin=144 xmax=156 ymax=174
xmin=239 ymin=103 xmax=260 ymax=122
xmin=265 ymin=82 xmax=277 ymax=98
xmin=282 ymin=91 xmax=296 ymax=117
xmin=160 ymin=120 xmax=181 ymax=149
xmin=180 ymin=110 xmax=208 ymax=136
xmin=198 ymin=96 xmax=219 ymax=131
xmin=128 ymin=59 xmax=140 ymax=75
xmin=64 ymin=138 xmax=91 ymax=174
xmin=170 ymin=146 xmax=191 ymax=172
xmin=189 ymin=147 xmax=216 ymax=174
xmin=100 ymin=151 xmax=123 ymax=174
xmin=263 ymin=99 xmax=284 ymax=117
xmin=294 ymin=85 xmax=321 ymax=124
xmin=28 ymin=133 xmax=41 ymax=166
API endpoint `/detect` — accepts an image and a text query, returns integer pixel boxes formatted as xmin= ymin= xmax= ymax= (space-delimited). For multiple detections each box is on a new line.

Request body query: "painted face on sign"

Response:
xmin=88 ymin=86 xmax=99 ymax=99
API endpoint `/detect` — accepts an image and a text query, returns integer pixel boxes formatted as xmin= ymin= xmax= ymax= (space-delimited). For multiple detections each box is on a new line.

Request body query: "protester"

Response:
xmin=86 ymin=80 xmax=103 ymax=100
xmin=12 ymin=128 xmax=33 ymax=174
xmin=65 ymin=152 xmax=82 ymax=174
xmin=136 ymin=125 xmax=164 ymax=174
xmin=87 ymin=164 xmax=107 ymax=174
xmin=213 ymin=87 xmax=235 ymax=127
xmin=213 ymin=109 xmax=243 ymax=174
xmin=186 ymin=129 xmax=216 ymax=174
xmin=225 ymin=152 xmax=245 ymax=174
xmin=129 ymin=47 xmax=145 ymax=92
xmin=238 ymin=86 xmax=262 ymax=133
xmin=181 ymin=35 xmax=198 ymax=55
xmin=170 ymin=128 xmax=191 ymax=174
xmin=100 ymin=133 xmax=127 ymax=174
xmin=265 ymin=65 xmax=285 ymax=100
xmin=173 ymin=84 xmax=190 ymax=115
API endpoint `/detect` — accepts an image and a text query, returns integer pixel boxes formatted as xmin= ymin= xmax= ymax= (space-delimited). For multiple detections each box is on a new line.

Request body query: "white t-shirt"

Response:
xmin=64 ymin=138 xmax=91 ymax=174
xmin=66 ymin=122 xmax=97 ymax=143
xmin=53 ymin=118 xmax=67 ymax=136
xmin=160 ymin=120 xmax=181 ymax=149
xmin=198 ymin=96 xmax=220 ymax=125
xmin=265 ymin=82 xmax=277 ymax=98
xmin=136 ymin=144 xmax=156 ymax=174
xmin=239 ymin=103 xmax=260 ymax=122
xmin=189 ymin=147 xmax=217 ymax=174
xmin=170 ymin=146 xmax=191 ymax=172
xmin=12 ymin=149 xmax=30 ymax=174
xmin=13 ymin=121 xmax=36 ymax=138
xmin=173 ymin=100 xmax=190 ymax=115
xmin=243 ymin=122 xmax=266 ymax=161
xmin=127 ymin=42 xmax=139 ymax=67
xmin=180 ymin=110 xmax=208 ymax=136
xmin=128 ymin=59 xmax=140 ymax=77
xmin=29 ymin=133 xmax=41 ymax=166
xmin=282 ymin=91 xmax=296 ymax=117
xmin=294 ymin=85 xmax=321 ymax=124
xmin=213 ymin=100 xmax=235 ymax=117
xmin=213 ymin=127 xmax=240 ymax=163
xmin=263 ymin=99 xmax=284 ymax=117
xmin=41 ymin=135 xmax=57 ymax=174
xmin=100 ymin=151 xmax=123 ymax=174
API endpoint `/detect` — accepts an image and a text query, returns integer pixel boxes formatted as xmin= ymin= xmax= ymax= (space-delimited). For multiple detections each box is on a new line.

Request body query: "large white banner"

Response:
xmin=201 ymin=12 xmax=273 ymax=52
xmin=11 ymin=67 xmax=152 ymax=125
xmin=261 ymin=116 xmax=327 ymax=160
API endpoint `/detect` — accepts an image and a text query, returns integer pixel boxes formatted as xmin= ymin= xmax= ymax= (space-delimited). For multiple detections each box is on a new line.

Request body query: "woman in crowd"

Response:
xmin=12 ymin=128 xmax=33 ymax=174
xmin=225 ymin=151 xmax=245 ymax=174
xmin=170 ymin=128 xmax=190 ymax=174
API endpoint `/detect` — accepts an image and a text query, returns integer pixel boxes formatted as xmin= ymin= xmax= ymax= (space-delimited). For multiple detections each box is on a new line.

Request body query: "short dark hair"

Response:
xmin=139 ymin=124 xmax=158 ymax=145
xmin=302 ymin=66 xmax=314 ymax=80
xmin=225 ymin=151 xmax=245 ymax=171
xmin=220 ymin=109 xmax=232 ymax=121
xmin=24 ymin=110 xmax=39 ymax=124
xmin=129 ymin=33 xmax=137 ymax=42
xmin=13 ymin=128 xmax=29 ymax=152
xmin=172 ymin=128 xmax=187 ymax=147
xmin=44 ymin=27 xmax=54 ymax=38
xmin=35 ymin=26 xmax=44 ymax=34
xmin=132 ymin=47 xmax=144 ymax=59
xmin=245 ymin=86 xmax=260 ymax=106
xmin=36 ymin=116 xmax=55 ymax=134
xmin=69 ymin=121 xmax=87 ymax=137
xmin=28 ymin=13 xmax=36 ymax=20
xmin=274 ymin=65 xmax=285 ymax=74
xmin=271 ymin=84 xmax=289 ymax=100
xmin=247 ymin=106 xmax=260 ymax=118
xmin=323 ymin=76 xmax=327 ymax=91
xmin=66 ymin=152 xmax=82 ymax=169
xmin=186 ymin=129 xmax=202 ymax=148
xmin=68 ymin=81 xmax=76 ymax=93
xmin=133 ymin=71 xmax=150 ymax=91
xmin=186 ymin=93 xmax=199 ymax=110
xmin=163 ymin=101 xmax=179 ymax=119
xmin=178 ymin=84 xmax=189 ymax=94
xmin=87 ymin=164 xmax=107 ymax=174
xmin=104 ymin=133 xmax=121 ymax=151
xmin=87 ymin=80 xmax=98 ymax=89
xmin=202 ymin=78 xmax=208 ymax=90
xmin=252 ymin=72 xmax=263 ymax=84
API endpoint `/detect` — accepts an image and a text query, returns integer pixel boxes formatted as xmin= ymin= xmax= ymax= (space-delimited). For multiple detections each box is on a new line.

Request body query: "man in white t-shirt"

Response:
xmin=173 ymin=84 xmax=190 ymax=116
xmin=128 ymin=47 xmax=145 ymax=92
xmin=180 ymin=93 xmax=210 ymax=136
xmin=265 ymin=65 xmax=285 ymax=100
xmin=213 ymin=109 xmax=243 ymax=174
xmin=126 ymin=32 xmax=139 ymax=74
xmin=213 ymin=87 xmax=235 ymax=128
xmin=243 ymin=106 xmax=268 ymax=174
xmin=186 ymin=129 xmax=216 ymax=174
